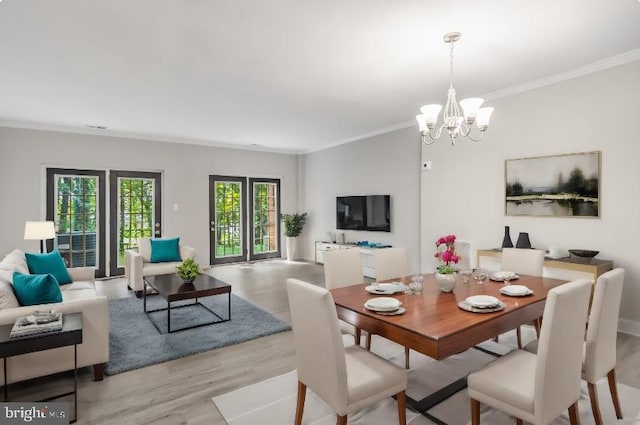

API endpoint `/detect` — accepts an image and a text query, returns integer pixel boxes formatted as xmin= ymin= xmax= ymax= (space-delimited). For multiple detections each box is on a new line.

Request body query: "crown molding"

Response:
xmin=483 ymin=49 xmax=640 ymax=101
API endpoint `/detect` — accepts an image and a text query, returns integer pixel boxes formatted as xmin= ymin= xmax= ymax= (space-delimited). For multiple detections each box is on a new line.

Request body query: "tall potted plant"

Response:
xmin=282 ymin=213 xmax=308 ymax=261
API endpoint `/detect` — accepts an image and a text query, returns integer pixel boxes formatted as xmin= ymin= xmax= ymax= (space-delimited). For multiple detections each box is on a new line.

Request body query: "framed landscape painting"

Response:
xmin=505 ymin=151 xmax=600 ymax=218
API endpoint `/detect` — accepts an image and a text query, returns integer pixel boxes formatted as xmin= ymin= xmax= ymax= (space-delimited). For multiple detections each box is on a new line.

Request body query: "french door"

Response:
xmin=109 ymin=171 xmax=162 ymax=276
xmin=47 ymin=168 xmax=162 ymax=278
xmin=46 ymin=168 xmax=107 ymax=278
xmin=209 ymin=175 xmax=281 ymax=265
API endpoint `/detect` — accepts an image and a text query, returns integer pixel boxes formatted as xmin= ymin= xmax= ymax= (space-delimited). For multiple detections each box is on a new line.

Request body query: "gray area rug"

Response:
xmin=106 ymin=294 xmax=291 ymax=375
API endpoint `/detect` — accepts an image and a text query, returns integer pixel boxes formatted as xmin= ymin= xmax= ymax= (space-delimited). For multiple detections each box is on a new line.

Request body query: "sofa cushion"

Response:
xmin=61 ymin=288 xmax=97 ymax=302
xmin=12 ymin=272 xmax=63 ymax=306
xmin=142 ymin=262 xmax=181 ymax=277
xmin=150 ymin=238 xmax=182 ymax=263
xmin=0 ymin=249 xmax=29 ymax=274
xmin=60 ymin=280 xmax=95 ymax=291
xmin=25 ymin=251 xmax=72 ymax=285
xmin=0 ymin=270 xmax=20 ymax=309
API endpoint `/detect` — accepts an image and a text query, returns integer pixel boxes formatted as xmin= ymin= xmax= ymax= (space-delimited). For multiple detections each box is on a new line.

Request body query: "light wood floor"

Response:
xmin=19 ymin=260 xmax=640 ymax=424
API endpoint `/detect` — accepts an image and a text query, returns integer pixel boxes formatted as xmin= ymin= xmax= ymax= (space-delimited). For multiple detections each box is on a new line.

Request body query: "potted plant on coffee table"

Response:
xmin=282 ymin=213 xmax=308 ymax=261
xmin=176 ymin=257 xmax=200 ymax=284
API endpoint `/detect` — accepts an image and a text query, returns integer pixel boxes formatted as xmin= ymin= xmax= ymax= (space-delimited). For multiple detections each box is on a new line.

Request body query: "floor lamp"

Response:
xmin=24 ymin=221 xmax=56 ymax=253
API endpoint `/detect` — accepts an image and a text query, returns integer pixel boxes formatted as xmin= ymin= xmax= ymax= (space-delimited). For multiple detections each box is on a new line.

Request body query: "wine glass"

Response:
xmin=472 ymin=268 xmax=488 ymax=285
xmin=410 ymin=274 xmax=424 ymax=294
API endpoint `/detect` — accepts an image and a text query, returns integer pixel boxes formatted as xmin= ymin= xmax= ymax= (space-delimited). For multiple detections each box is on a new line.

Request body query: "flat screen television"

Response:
xmin=336 ymin=195 xmax=390 ymax=232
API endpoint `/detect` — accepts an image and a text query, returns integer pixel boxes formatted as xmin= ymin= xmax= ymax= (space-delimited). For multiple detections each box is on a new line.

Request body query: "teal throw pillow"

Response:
xmin=150 ymin=238 xmax=182 ymax=263
xmin=25 ymin=251 xmax=73 ymax=285
xmin=12 ymin=272 xmax=63 ymax=306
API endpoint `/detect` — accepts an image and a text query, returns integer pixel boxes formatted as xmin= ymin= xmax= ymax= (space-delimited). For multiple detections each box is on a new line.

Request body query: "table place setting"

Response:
xmin=365 ymin=282 xmax=408 ymax=295
xmin=363 ymin=297 xmax=406 ymax=315
xmin=489 ymin=271 xmax=519 ymax=282
xmin=458 ymin=294 xmax=506 ymax=313
xmin=499 ymin=284 xmax=534 ymax=297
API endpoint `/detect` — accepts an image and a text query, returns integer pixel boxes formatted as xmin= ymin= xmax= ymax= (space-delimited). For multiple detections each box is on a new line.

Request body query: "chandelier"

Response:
xmin=416 ymin=32 xmax=494 ymax=146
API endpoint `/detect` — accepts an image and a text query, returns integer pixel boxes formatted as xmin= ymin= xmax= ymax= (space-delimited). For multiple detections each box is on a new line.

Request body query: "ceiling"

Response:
xmin=1 ymin=0 xmax=639 ymax=154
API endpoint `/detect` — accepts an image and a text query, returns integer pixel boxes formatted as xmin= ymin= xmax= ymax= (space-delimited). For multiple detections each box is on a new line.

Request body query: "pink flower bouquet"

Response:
xmin=434 ymin=234 xmax=459 ymax=274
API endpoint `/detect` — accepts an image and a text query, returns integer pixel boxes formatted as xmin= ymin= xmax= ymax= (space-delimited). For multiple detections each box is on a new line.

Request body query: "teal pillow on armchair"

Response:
xmin=12 ymin=272 xmax=63 ymax=306
xmin=150 ymin=238 xmax=182 ymax=263
xmin=25 ymin=251 xmax=73 ymax=285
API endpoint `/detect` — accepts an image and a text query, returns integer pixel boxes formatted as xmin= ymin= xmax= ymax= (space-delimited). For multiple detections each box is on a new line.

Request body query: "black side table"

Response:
xmin=0 ymin=313 xmax=83 ymax=423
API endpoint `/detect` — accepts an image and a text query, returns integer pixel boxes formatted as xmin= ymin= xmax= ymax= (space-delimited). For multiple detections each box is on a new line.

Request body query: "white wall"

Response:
xmin=301 ymin=127 xmax=422 ymax=271
xmin=420 ymin=61 xmax=640 ymax=328
xmin=0 ymin=127 xmax=299 ymax=266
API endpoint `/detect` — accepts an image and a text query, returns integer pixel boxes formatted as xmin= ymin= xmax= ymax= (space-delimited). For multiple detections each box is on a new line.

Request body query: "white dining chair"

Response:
xmin=286 ymin=278 xmax=407 ymax=425
xmin=323 ymin=248 xmax=367 ymax=346
xmin=500 ymin=247 xmax=545 ymax=348
xmin=525 ymin=268 xmax=626 ymax=425
xmin=372 ymin=247 xmax=410 ymax=281
xmin=468 ymin=279 xmax=592 ymax=425
xmin=373 ymin=247 xmax=412 ymax=369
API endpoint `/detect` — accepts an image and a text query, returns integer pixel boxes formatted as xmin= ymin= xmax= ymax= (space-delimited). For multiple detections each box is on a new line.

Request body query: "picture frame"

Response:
xmin=505 ymin=151 xmax=601 ymax=218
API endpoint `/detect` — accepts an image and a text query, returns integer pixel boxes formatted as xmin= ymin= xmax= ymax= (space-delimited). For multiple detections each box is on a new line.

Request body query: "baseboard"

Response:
xmin=619 ymin=319 xmax=640 ymax=337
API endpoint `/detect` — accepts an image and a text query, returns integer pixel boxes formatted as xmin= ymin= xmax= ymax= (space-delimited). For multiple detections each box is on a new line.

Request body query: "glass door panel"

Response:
xmin=46 ymin=168 xmax=106 ymax=278
xmin=249 ymin=178 xmax=281 ymax=260
xmin=109 ymin=171 xmax=161 ymax=276
xmin=209 ymin=175 xmax=247 ymax=264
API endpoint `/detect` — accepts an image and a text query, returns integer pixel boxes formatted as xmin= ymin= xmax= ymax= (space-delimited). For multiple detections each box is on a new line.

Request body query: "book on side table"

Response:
xmin=10 ymin=311 xmax=63 ymax=338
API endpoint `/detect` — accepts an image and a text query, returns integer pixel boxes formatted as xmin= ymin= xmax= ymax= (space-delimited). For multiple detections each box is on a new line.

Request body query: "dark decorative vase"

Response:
xmin=501 ymin=226 xmax=514 ymax=248
xmin=515 ymin=232 xmax=532 ymax=249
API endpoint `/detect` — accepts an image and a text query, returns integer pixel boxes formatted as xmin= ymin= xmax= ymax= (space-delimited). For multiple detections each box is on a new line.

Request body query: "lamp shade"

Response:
xmin=24 ymin=221 xmax=56 ymax=240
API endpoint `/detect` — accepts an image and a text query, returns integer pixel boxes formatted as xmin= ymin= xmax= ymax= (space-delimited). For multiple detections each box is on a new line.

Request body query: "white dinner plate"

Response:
xmin=365 ymin=283 xmax=407 ymax=294
xmin=490 ymin=271 xmax=519 ymax=282
xmin=465 ymin=295 xmax=500 ymax=308
xmin=500 ymin=285 xmax=533 ymax=296
xmin=364 ymin=297 xmax=402 ymax=312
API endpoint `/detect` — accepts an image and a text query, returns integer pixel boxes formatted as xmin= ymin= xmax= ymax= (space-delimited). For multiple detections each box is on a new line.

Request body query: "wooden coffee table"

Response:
xmin=143 ymin=273 xmax=231 ymax=333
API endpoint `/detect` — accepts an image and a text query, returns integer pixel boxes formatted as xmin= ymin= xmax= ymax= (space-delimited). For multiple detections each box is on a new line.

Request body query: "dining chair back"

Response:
xmin=501 ymin=248 xmax=545 ymax=276
xmin=525 ymin=268 xmax=626 ymax=424
xmin=534 ymin=279 xmax=592 ymax=425
xmin=286 ymin=278 xmax=407 ymax=425
xmin=468 ymin=279 xmax=591 ymax=425
xmin=323 ymin=248 xmax=363 ymax=289
xmin=373 ymin=247 xmax=411 ymax=281
xmin=371 ymin=246 xmax=412 ymax=368
xmin=500 ymin=248 xmax=545 ymax=348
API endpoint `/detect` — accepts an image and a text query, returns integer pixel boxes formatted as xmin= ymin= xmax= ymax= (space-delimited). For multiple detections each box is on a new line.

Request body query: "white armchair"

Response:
xmin=124 ymin=237 xmax=197 ymax=297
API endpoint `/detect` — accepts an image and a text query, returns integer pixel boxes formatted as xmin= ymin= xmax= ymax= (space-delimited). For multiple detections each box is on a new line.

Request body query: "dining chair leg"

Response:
xmin=470 ymin=398 xmax=480 ymax=425
xmin=336 ymin=414 xmax=348 ymax=425
xmin=534 ymin=317 xmax=541 ymax=337
xmin=568 ymin=401 xmax=581 ymax=425
xmin=516 ymin=419 xmax=523 ymax=425
xmin=397 ymin=390 xmax=407 ymax=425
xmin=607 ymin=368 xmax=623 ymax=419
xmin=366 ymin=333 xmax=372 ymax=351
xmin=355 ymin=328 xmax=362 ymax=346
xmin=404 ymin=347 xmax=410 ymax=369
xmin=516 ymin=326 xmax=523 ymax=349
xmin=587 ymin=382 xmax=603 ymax=425
xmin=295 ymin=381 xmax=306 ymax=425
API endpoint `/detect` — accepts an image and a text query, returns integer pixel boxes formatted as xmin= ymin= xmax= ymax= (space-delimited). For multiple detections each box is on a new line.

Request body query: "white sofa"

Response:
xmin=124 ymin=237 xmax=197 ymax=297
xmin=0 ymin=249 xmax=109 ymax=384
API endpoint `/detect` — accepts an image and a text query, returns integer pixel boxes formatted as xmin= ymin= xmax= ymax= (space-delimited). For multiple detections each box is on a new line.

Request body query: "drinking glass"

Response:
xmin=459 ymin=270 xmax=472 ymax=284
xmin=472 ymin=268 xmax=488 ymax=285
xmin=410 ymin=274 xmax=424 ymax=294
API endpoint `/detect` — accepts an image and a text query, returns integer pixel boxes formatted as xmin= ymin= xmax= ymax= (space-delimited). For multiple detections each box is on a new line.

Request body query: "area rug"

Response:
xmin=105 ymin=294 xmax=291 ymax=375
xmin=212 ymin=334 xmax=640 ymax=425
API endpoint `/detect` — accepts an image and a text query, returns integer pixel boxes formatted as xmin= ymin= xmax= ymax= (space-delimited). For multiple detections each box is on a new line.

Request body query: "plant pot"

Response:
xmin=435 ymin=273 xmax=457 ymax=293
xmin=286 ymin=236 xmax=297 ymax=261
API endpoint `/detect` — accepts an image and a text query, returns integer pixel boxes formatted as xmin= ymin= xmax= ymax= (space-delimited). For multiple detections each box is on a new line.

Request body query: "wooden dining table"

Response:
xmin=330 ymin=273 xmax=569 ymax=424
